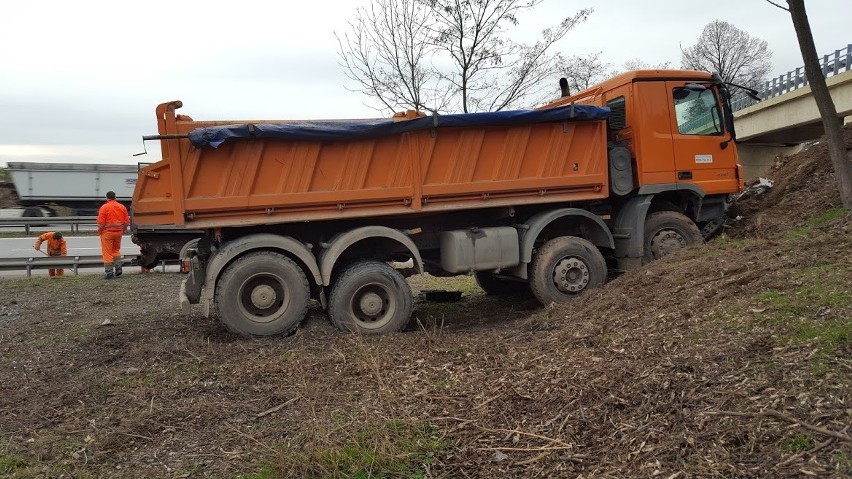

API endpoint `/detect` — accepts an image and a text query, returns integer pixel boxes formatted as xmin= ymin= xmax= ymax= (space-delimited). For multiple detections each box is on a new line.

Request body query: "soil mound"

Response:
xmin=728 ymin=124 xmax=852 ymax=238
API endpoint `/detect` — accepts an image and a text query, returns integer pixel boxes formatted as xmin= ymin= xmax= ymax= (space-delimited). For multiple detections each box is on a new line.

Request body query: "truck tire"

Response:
xmin=328 ymin=260 xmax=413 ymax=334
xmin=214 ymin=252 xmax=310 ymax=337
xmin=138 ymin=248 xmax=161 ymax=270
xmin=529 ymin=236 xmax=607 ymax=306
xmin=643 ymin=211 xmax=703 ymax=263
xmin=474 ymin=271 xmax=530 ymax=295
xmin=22 ymin=206 xmax=44 ymax=217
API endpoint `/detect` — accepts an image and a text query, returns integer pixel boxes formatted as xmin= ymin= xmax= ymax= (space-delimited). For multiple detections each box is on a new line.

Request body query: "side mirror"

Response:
xmin=673 ymin=88 xmax=690 ymax=100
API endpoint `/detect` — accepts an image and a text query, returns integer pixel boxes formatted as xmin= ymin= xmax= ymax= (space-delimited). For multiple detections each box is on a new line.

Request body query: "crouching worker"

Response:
xmin=97 ymin=191 xmax=130 ymax=279
xmin=34 ymin=231 xmax=67 ymax=277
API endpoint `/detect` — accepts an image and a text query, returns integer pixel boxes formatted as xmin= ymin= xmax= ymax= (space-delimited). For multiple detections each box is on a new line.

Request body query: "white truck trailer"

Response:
xmin=1 ymin=162 xmax=137 ymax=217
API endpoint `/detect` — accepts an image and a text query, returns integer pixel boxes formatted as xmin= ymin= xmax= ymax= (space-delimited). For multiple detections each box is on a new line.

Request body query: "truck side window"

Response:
xmin=672 ymin=88 xmax=723 ymax=136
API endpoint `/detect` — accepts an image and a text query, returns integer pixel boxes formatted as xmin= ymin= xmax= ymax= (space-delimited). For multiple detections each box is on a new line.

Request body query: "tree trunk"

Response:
xmin=786 ymin=0 xmax=852 ymax=209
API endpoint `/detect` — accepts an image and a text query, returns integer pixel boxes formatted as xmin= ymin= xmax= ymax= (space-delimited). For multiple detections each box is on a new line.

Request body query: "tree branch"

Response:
xmin=765 ymin=0 xmax=789 ymax=11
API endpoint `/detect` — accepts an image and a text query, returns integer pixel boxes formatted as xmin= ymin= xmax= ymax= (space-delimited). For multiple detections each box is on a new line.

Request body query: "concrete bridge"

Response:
xmin=733 ymin=48 xmax=852 ymax=180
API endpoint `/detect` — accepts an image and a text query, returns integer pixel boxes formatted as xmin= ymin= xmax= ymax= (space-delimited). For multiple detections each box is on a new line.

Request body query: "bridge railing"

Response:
xmin=732 ymin=44 xmax=852 ymax=111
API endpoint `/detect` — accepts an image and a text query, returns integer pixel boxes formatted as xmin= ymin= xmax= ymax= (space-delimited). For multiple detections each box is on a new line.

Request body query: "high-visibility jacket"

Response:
xmin=97 ymin=199 xmax=130 ymax=234
xmin=34 ymin=231 xmax=67 ymax=255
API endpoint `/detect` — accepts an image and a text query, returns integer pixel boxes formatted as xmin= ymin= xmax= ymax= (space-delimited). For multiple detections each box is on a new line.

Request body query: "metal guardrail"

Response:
xmin=0 ymin=255 xmax=178 ymax=277
xmin=732 ymin=44 xmax=852 ymax=111
xmin=0 ymin=216 xmax=98 ymax=234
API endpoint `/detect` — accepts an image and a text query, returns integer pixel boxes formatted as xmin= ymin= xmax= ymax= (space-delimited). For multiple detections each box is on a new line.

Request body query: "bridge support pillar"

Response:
xmin=736 ymin=143 xmax=804 ymax=180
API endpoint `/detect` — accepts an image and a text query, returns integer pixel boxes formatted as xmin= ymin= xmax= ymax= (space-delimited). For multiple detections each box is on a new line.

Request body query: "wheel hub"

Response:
xmin=553 ymin=257 xmax=589 ymax=293
xmin=651 ymin=229 xmax=686 ymax=257
xmin=358 ymin=292 xmax=384 ymax=317
xmin=250 ymin=284 xmax=277 ymax=309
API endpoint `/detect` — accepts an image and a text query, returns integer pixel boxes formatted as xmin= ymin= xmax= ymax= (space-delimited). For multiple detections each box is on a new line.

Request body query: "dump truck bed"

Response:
xmin=132 ymin=102 xmax=611 ymax=229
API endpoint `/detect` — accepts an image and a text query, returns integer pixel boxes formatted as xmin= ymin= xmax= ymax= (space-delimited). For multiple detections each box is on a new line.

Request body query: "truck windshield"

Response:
xmin=672 ymin=88 xmax=723 ymax=136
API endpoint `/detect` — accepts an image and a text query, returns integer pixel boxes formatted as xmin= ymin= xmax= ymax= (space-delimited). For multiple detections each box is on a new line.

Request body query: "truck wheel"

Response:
xmin=328 ymin=260 xmax=413 ymax=334
xmin=141 ymin=258 xmax=161 ymax=270
xmin=22 ymin=206 xmax=44 ymax=217
xmin=643 ymin=211 xmax=703 ymax=263
xmin=529 ymin=236 xmax=607 ymax=306
xmin=474 ymin=271 xmax=530 ymax=295
xmin=214 ymin=252 xmax=310 ymax=337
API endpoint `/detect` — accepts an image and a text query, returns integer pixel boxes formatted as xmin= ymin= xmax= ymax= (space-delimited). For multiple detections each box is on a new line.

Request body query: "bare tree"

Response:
xmin=681 ymin=20 xmax=772 ymax=90
xmin=336 ymin=0 xmax=448 ymax=113
xmin=621 ymin=58 xmax=672 ymax=72
xmin=428 ymin=1 xmax=591 ymax=112
xmin=338 ymin=0 xmax=591 ymax=114
xmin=558 ymin=52 xmax=611 ymax=96
xmin=766 ymin=0 xmax=852 ymax=208
xmin=556 ymin=56 xmax=674 ymax=98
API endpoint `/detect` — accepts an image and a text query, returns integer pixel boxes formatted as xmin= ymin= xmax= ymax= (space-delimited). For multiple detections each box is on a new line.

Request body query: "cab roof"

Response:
xmin=546 ymin=69 xmax=717 ymax=108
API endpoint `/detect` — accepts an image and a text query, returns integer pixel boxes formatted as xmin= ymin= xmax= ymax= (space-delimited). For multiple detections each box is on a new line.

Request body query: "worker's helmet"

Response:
xmin=53 ymin=232 xmax=63 ymax=240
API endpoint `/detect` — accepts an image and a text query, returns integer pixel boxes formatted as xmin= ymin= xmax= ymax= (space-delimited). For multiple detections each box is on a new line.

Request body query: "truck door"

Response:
xmin=665 ymin=81 xmax=740 ymax=196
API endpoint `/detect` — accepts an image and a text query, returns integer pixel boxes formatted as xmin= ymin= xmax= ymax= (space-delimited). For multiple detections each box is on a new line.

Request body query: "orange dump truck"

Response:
xmin=132 ymin=70 xmax=744 ymax=337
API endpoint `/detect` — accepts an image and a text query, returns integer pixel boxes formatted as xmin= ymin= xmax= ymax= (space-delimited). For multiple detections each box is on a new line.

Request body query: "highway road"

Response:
xmin=1 ymin=235 xmax=141 ymax=259
xmin=0 ymin=235 xmax=181 ymax=278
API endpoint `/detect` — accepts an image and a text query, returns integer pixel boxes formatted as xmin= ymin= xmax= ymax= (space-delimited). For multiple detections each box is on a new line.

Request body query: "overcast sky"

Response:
xmin=0 ymin=0 xmax=847 ymax=166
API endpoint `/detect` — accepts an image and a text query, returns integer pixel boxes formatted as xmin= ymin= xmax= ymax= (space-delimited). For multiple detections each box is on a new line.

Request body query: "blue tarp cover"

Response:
xmin=188 ymin=104 xmax=610 ymax=148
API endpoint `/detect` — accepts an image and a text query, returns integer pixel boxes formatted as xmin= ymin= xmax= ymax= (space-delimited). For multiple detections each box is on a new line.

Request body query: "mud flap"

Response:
xmin=613 ymin=195 xmax=653 ymax=271
xmin=179 ymin=281 xmax=191 ymax=315
xmin=180 ymin=255 xmax=207 ymax=316
xmin=183 ymin=255 xmax=204 ymax=303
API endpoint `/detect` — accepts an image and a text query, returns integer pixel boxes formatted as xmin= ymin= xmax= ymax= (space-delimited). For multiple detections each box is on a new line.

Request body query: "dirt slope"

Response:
xmin=0 ymin=134 xmax=850 ymax=478
xmin=728 ymin=124 xmax=852 ymax=238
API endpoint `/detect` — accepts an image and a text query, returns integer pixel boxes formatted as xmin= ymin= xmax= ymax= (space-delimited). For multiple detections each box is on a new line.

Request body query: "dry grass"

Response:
xmin=1 ymin=133 xmax=851 ymax=477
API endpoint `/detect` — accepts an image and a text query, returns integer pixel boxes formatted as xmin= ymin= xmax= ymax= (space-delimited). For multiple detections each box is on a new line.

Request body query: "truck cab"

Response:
xmin=551 ymin=70 xmax=744 ymax=268
xmin=553 ymin=70 xmax=743 ymax=197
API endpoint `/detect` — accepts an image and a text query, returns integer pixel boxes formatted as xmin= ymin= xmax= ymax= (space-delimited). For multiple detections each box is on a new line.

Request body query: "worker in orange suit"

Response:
xmin=33 ymin=231 xmax=67 ymax=277
xmin=97 ymin=191 xmax=130 ymax=279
